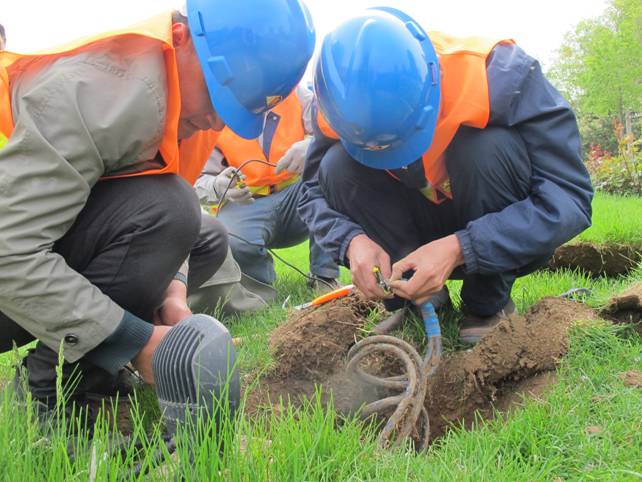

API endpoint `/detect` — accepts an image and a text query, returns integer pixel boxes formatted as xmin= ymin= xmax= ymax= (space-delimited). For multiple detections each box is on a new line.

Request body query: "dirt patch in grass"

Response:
xmin=547 ymin=242 xmax=641 ymax=276
xmin=246 ymin=293 xmax=385 ymax=415
xmin=268 ymin=293 xmax=381 ymax=380
xmin=618 ymin=370 xmax=642 ymax=388
xmin=246 ymin=297 xmax=597 ymax=443
xmin=425 ymin=297 xmax=596 ymax=438
xmin=492 ymin=372 xmax=558 ymax=413
xmin=601 ymin=282 xmax=642 ymax=335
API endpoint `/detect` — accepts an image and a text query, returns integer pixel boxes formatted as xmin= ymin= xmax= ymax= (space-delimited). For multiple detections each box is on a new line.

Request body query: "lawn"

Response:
xmin=0 ymin=192 xmax=640 ymax=481
xmin=575 ymin=193 xmax=642 ymax=245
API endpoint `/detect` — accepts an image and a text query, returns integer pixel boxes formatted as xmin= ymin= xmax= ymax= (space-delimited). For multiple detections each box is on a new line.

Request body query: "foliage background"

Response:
xmin=548 ymin=0 xmax=641 ymax=195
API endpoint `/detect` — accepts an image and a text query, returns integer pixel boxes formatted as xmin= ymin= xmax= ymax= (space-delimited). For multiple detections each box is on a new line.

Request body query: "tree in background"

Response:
xmin=549 ymin=0 xmax=641 ymax=194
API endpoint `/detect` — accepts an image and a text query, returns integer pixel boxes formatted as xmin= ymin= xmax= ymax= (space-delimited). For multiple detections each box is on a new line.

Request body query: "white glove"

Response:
xmin=211 ymin=166 xmax=253 ymax=204
xmin=274 ymin=138 xmax=311 ymax=175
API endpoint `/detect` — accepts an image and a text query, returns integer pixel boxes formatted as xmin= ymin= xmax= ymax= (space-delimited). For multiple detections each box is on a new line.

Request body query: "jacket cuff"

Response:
xmin=339 ymin=228 xmax=366 ymax=267
xmin=84 ymin=311 xmax=153 ymax=374
xmin=455 ymin=229 xmax=479 ymax=274
xmin=172 ymin=257 xmax=189 ymax=286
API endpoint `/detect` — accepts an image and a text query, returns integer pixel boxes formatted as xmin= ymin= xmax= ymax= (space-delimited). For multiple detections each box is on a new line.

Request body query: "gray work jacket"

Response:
xmin=0 ymin=36 xmax=171 ymax=366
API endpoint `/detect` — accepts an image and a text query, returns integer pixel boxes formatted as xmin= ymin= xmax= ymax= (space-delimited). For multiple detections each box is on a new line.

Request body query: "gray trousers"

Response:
xmin=0 ymin=175 xmax=227 ymax=400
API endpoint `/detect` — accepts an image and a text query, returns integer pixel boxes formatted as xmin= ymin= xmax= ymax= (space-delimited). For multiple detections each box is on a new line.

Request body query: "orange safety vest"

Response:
xmin=214 ymin=90 xmax=304 ymax=192
xmin=0 ymin=12 xmax=217 ymax=185
xmin=317 ymin=32 xmax=514 ymax=203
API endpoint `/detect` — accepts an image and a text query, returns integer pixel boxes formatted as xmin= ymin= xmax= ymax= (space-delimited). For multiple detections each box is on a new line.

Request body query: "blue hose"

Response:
xmin=418 ymin=301 xmax=442 ymax=379
xmin=419 ymin=302 xmax=441 ymax=339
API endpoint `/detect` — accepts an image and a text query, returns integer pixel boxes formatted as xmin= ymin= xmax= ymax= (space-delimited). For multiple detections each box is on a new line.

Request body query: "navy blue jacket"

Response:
xmin=297 ymin=43 xmax=593 ymax=275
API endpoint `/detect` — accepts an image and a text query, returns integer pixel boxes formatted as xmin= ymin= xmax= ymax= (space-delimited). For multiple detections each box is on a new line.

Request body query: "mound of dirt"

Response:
xmin=547 ymin=242 xmax=641 ymax=276
xmin=269 ymin=293 xmax=382 ymax=380
xmin=425 ymin=297 xmax=596 ymax=438
xmin=601 ymin=283 xmax=642 ymax=335
xmin=250 ymin=296 xmax=598 ymax=443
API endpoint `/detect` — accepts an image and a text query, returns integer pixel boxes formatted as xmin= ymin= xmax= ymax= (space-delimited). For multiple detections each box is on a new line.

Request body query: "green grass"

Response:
xmin=0 ymin=193 xmax=641 ymax=480
xmin=1 ymin=314 xmax=640 ymax=480
xmin=575 ymin=192 xmax=642 ymax=245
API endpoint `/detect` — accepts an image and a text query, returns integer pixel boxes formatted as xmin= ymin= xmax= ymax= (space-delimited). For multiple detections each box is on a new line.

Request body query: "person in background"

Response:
xmin=195 ymin=84 xmax=340 ymax=294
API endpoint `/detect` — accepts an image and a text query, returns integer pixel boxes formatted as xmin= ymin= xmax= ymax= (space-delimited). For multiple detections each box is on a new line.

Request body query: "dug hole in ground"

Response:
xmin=247 ymin=283 xmax=642 ymax=446
xmin=548 ymin=242 xmax=641 ymax=277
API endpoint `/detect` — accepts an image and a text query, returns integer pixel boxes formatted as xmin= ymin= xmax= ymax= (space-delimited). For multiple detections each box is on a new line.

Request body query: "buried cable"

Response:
xmin=345 ymin=301 xmax=442 ymax=449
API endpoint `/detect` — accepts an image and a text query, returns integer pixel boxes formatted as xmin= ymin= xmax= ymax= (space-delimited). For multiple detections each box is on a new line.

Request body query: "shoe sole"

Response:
xmin=459 ymin=327 xmax=494 ymax=344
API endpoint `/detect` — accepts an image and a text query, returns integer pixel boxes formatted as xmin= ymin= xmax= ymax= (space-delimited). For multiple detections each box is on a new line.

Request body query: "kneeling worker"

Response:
xmin=299 ymin=8 xmax=593 ymax=343
xmin=196 ymin=84 xmax=340 ymax=291
xmin=0 ymin=0 xmax=315 ymax=421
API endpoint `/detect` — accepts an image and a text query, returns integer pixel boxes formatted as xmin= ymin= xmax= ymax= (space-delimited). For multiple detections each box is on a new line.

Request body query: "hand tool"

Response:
xmin=372 ymin=265 xmax=391 ymax=295
xmin=293 ymin=284 xmax=355 ymax=310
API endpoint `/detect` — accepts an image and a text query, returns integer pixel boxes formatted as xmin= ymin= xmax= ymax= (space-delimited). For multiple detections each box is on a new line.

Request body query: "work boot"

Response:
xmin=12 ymin=346 xmax=140 ymax=433
xmin=18 ymin=345 xmax=140 ymax=401
xmin=12 ymin=363 xmax=98 ymax=435
xmin=188 ymin=248 xmax=277 ymax=317
xmin=307 ymin=273 xmax=341 ymax=294
xmin=459 ymin=299 xmax=517 ymax=344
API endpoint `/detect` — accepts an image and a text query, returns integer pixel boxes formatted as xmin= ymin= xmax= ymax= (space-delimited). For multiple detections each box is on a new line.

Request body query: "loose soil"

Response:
xmin=268 ymin=293 xmax=381 ymax=381
xmin=547 ymin=242 xmax=641 ymax=277
xmin=246 ymin=293 xmax=388 ymax=416
xmin=246 ymin=295 xmax=598 ymax=443
xmin=618 ymin=371 xmax=642 ymax=388
xmin=601 ymin=282 xmax=642 ymax=335
xmin=424 ymin=298 xmax=595 ymax=438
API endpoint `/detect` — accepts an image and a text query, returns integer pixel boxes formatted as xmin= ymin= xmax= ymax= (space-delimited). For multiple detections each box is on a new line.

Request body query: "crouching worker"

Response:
xmin=194 ymin=84 xmax=340 ymax=294
xmin=0 ymin=0 xmax=315 ymax=422
xmin=299 ymin=8 xmax=593 ymax=343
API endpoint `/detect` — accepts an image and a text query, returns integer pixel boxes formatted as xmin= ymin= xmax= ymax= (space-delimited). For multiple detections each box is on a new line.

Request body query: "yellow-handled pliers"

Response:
xmin=372 ymin=266 xmax=392 ymax=295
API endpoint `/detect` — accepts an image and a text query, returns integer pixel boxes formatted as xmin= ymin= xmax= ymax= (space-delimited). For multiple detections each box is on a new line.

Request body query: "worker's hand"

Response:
xmin=153 ymin=279 xmax=192 ymax=326
xmin=274 ymin=138 xmax=311 ymax=175
xmin=212 ymin=166 xmax=253 ymax=204
xmin=389 ymin=234 xmax=464 ymax=305
xmin=346 ymin=234 xmax=393 ymax=299
xmin=132 ymin=325 xmax=172 ymax=384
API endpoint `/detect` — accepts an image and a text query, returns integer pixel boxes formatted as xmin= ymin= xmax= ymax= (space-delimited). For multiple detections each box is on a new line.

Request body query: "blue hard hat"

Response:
xmin=314 ymin=7 xmax=440 ymax=169
xmin=187 ymin=0 xmax=316 ymax=139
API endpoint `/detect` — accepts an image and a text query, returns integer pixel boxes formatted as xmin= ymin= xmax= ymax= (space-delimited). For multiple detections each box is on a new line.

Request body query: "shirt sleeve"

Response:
xmin=194 ymin=147 xmax=226 ymax=204
xmin=0 ymin=41 xmax=167 ymax=365
xmin=297 ymin=104 xmax=366 ymax=265
xmin=295 ymin=84 xmax=315 ymax=135
xmin=455 ymin=43 xmax=593 ymax=274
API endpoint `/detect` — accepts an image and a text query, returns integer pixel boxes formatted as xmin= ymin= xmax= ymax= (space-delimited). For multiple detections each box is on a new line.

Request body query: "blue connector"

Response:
xmin=419 ymin=301 xmax=441 ymax=339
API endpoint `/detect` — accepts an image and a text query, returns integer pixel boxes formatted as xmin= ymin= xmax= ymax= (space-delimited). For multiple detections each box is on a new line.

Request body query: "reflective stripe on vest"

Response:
xmin=0 ymin=12 xmax=216 ymax=185
xmin=316 ymin=33 xmax=514 ymax=204
xmin=215 ymin=90 xmax=304 ymax=188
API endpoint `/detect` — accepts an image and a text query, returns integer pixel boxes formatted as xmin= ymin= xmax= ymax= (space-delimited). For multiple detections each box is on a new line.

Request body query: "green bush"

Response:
xmin=586 ymin=131 xmax=642 ymax=196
